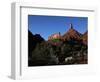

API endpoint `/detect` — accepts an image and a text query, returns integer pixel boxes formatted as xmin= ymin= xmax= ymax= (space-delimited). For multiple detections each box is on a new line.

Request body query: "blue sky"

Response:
xmin=28 ymin=15 xmax=88 ymax=40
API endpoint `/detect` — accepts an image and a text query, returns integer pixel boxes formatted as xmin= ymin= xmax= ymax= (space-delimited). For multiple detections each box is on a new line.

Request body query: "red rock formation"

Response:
xmin=48 ymin=23 xmax=88 ymax=46
xmin=62 ymin=23 xmax=82 ymax=41
xmin=48 ymin=32 xmax=62 ymax=40
xmin=82 ymin=31 xmax=88 ymax=45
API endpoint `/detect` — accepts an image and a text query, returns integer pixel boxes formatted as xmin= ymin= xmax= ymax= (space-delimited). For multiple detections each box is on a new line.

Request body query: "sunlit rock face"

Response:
xmin=62 ymin=23 xmax=82 ymax=42
xmin=48 ymin=32 xmax=62 ymax=40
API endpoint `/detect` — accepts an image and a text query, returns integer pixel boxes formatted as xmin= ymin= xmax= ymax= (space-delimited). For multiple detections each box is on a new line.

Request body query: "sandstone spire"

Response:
xmin=70 ymin=23 xmax=73 ymax=29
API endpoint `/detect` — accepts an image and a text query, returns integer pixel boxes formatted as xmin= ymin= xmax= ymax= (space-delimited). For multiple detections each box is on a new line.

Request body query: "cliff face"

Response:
xmin=48 ymin=32 xmax=62 ymax=40
xmin=28 ymin=30 xmax=45 ymax=57
xmin=62 ymin=28 xmax=82 ymax=41
xmin=82 ymin=31 xmax=88 ymax=45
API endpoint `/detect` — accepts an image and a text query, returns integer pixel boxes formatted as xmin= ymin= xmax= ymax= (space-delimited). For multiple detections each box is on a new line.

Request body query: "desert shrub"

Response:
xmin=31 ymin=42 xmax=58 ymax=66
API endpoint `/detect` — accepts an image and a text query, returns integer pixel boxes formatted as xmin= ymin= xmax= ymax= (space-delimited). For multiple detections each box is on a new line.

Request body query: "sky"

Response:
xmin=28 ymin=15 xmax=88 ymax=40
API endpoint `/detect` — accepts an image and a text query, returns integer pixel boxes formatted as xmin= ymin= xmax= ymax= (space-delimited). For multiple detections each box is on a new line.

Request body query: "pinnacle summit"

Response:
xmin=70 ymin=23 xmax=73 ymax=29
